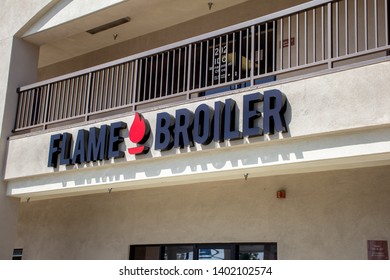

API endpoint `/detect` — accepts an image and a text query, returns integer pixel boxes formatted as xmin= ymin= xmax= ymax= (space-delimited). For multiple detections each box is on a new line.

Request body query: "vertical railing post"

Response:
xmin=13 ymin=88 xmax=22 ymax=132
xmin=280 ymin=17 xmax=284 ymax=70
xmin=42 ymin=84 xmax=51 ymax=130
xmin=327 ymin=2 xmax=333 ymax=69
xmin=354 ymin=0 xmax=358 ymax=53
xmin=289 ymin=15 xmax=292 ymax=67
xmin=250 ymin=25 xmax=255 ymax=86
xmin=187 ymin=44 xmax=192 ymax=99
xmin=344 ymin=1 xmax=348 ymax=56
xmin=84 ymin=73 xmax=92 ymax=122
xmin=335 ymin=1 xmax=339 ymax=58
xmin=132 ymin=59 xmax=139 ymax=110
xmin=385 ymin=0 xmax=389 ymax=46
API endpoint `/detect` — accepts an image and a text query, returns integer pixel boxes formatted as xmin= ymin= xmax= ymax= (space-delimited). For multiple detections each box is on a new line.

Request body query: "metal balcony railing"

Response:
xmin=14 ymin=0 xmax=390 ymax=133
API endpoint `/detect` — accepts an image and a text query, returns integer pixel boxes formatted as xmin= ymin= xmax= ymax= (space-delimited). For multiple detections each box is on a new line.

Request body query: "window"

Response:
xmin=131 ymin=245 xmax=161 ymax=260
xmin=239 ymin=244 xmax=277 ymax=260
xmin=129 ymin=243 xmax=277 ymax=260
xmin=12 ymin=248 xmax=23 ymax=260
xmin=197 ymin=244 xmax=234 ymax=260
xmin=164 ymin=245 xmax=194 ymax=260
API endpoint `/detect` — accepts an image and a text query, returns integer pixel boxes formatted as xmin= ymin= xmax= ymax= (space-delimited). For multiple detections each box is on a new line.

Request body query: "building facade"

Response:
xmin=1 ymin=0 xmax=390 ymax=260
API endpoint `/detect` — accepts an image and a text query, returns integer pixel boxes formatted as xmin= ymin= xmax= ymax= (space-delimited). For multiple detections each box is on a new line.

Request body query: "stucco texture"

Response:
xmin=15 ymin=165 xmax=390 ymax=260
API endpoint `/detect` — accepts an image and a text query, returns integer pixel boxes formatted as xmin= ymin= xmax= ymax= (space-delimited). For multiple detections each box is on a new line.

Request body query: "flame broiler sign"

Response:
xmin=47 ymin=90 xmax=287 ymax=167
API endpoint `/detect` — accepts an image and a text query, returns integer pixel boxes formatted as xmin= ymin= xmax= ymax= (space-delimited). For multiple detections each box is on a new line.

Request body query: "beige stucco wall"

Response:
xmin=0 ymin=0 xmax=55 ymax=260
xmin=3 ymin=0 xmax=390 ymax=261
xmin=0 ymin=0 xmax=152 ymax=261
xmin=14 ymin=165 xmax=390 ymax=260
xmin=6 ymin=60 xmax=390 ymax=200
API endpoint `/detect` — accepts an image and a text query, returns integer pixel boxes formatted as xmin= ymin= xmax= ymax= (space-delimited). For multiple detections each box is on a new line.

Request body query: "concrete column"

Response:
xmin=0 ymin=37 xmax=39 ymax=259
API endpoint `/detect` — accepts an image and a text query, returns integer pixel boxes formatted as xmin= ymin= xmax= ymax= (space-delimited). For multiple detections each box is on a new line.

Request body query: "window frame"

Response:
xmin=129 ymin=242 xmax=277 ymax=260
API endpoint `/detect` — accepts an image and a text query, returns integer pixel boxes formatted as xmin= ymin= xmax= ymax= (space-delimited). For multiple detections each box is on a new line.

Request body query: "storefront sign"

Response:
xmin=48 ymin=90 xmax=287 ymax=168
xmin=48 ymin=121 xmax=126 ymax=167
xmin=154 ymin=90 xmax=286 ymax=150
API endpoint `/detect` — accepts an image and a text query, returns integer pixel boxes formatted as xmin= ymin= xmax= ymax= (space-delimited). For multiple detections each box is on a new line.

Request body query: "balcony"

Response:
xmin=14 ymin=0 xmax=390 ymax=134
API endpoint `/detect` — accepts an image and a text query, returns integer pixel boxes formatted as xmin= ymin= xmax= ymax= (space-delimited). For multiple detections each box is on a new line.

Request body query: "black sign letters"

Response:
xmin=154 ymin=90 xmax=287 ymax=151
xmin=48 ymin=122 xmax=126 ymax=167
xmin=48 ymin=90 xmax=287 ymax=167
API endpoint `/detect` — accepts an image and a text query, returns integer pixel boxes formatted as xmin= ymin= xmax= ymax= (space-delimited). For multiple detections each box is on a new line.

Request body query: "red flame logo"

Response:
xmin=128 ymin=113 xmax=150 ymax=155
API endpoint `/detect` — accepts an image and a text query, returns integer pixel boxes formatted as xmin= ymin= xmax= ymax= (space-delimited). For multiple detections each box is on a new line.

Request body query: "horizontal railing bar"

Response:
xmin=13 ymin=57 xmax=390 ymax=136
xmin=13 ymin=114 xmax=87 ymax=132
xmin=255 ymin=61 xmax=329 ymax=78
xmin=186 ymin=78 xmax=252 ymax=95
xmin=19 ymin=0 xmax=334 ymax=92
xmin=13 ymin=125 xmax=45 ymax=132
xmin=132 ymin=77 xmax=253 ymax=106
xmin=330 ymin=45 xmax=390 ymax=63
